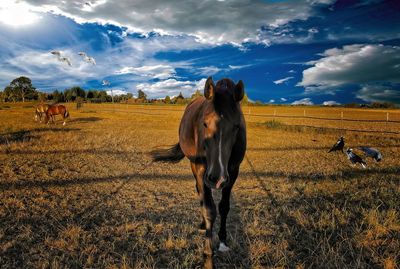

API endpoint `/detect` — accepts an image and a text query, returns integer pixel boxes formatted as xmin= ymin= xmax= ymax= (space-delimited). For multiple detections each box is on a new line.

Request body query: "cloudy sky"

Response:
xmin=0 ymin=0 xmax=399 ymax=104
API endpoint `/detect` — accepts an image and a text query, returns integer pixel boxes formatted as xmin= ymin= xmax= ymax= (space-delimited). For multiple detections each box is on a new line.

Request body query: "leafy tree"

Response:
xmin=138 ymin=89 xmax=147 ymax=100
xmin=4 ymin=86 xmax=17 ymax=102
xmin=64 ymin=89 xmax=73 ymax=102
xmin=165 ymin=95 xmax=171 ymax=104
xmin=191 ymin=89 xmax=202 ymax=99
xmin=70 ymin=86 xmax=86 ymax=99
xmin=52 ymin=90 xmax=64 ymax=103
xmin=87 ymin=90 xmax=95 ymax=99
xmin=9 ymin=76 xmax=37 ymax=102
xmin=38 ymin=92 xmax=48 ymax=102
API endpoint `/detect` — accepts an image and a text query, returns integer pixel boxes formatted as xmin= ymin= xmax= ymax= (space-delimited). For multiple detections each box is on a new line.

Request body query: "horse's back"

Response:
xmin=48 ymin=104 xmax=66 ymax=115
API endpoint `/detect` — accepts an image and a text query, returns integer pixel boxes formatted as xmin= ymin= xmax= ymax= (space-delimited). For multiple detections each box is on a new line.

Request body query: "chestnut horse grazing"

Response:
xmin=34 ymin=103 xmax=49 ymax=122
xmin=151 ymin=77 xmax=246 ymax=269
xmin=45 ymin=104 xmax=70 ymax=126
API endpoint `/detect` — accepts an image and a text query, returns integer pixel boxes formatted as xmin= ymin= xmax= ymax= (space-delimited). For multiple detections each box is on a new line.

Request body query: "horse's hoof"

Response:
xmin=218 ymin=242 xmax=230 ymax=252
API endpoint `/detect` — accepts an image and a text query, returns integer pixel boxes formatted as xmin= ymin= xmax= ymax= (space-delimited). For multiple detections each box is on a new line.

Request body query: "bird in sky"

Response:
xmin=78 ymin=52 xmax=96 ymax=65
xmin=345 ymin=148 xmax=367 ymax=168
xmin=50 ymin=50 xmax=61 ymax=56
xmin=359 ymin=147 xmax=382 ymax=162
xmin=328 ymin=136 xmax=344 ymax=153
xmin=59 ymin=57 xmax=72 ymax=66
xmin=50 ymin=50 xmax=72 ymax=66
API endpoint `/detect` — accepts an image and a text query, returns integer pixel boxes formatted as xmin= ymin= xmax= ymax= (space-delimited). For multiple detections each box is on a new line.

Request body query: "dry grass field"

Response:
xmin=1 ymin=102 xmax=399 ymax=269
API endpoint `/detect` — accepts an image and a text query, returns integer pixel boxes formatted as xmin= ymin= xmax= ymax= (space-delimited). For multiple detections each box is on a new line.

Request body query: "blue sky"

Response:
xmin=0 ymin=0 xmax=399 ymax=104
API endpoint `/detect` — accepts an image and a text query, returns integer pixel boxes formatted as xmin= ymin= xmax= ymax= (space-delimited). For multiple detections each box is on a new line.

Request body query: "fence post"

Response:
xmin=340 ymin=111 xmax=344 ymax=134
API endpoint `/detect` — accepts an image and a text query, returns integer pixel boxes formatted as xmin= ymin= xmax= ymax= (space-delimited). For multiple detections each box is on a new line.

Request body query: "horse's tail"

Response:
xmin=150 ymin=143 xmax=185 ymax=163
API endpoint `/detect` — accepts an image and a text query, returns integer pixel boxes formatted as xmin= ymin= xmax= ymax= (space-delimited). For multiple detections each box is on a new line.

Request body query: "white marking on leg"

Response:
xmin=63 ymin=121 xmax=66 ymax=126
xmin=218 ymin=242 xmax=230 ymax=252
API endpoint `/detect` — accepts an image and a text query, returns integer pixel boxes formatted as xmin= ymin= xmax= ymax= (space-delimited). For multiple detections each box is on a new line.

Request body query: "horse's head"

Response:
xmin=201 ymin=77 xmax=244 ymax=189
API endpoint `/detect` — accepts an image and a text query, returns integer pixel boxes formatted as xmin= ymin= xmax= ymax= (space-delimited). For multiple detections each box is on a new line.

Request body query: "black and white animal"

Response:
xmin=359 ymin=147 xmax=382 ymax=162
xmin=78 ymin=52 xmax=96 ymax=65
xmin=345 ymin=148 xmax=367 ymax=168
xmin=328 ymin=136 xmax=344 ymax=152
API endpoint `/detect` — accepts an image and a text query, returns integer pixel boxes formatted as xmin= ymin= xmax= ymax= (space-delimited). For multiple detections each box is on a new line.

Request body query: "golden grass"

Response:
xmin=0 ymin=102 xmax=399 ymax=268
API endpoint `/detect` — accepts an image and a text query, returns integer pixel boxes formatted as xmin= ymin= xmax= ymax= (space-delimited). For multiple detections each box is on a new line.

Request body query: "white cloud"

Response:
xmin=323 ymin=100 xmax=340 ymax=106
xmin=356 ymin=85 xmax=400 ymax=103
xmin=0 ymin=0 xmax=41 ymax=26
xmin=228 ymin=64 xmax=252 ymax=70
xmin=136 ymin=78 xmax=206 ymax=98
xmin=269 ymin=99 xmax=275 ymax=103
xmin=280 ymin=97 xmax=287 ymax=102
xmin=115 ymin=64 xmax=176 ymax=79
xmin=298 ymin=44 xmax=400 ymax=91
xmin=196 ymin=66 xmax=222 ymax=76
xmin=19 ymin=0 xmax=335 ymax=45
xmin=106 ymin=89 xmax=128 ymax=96
xmin=273 ymin=76 xmax=294 ymax=85
xmin=292 ymin=98 xmax=313 ymax=105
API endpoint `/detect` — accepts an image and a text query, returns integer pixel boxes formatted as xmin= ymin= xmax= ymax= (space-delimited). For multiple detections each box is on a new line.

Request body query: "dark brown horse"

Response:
xmin=45 ymin=104 xmax=70 ymax=126
xmin=151 ymin=77 xmax=246 ymax=268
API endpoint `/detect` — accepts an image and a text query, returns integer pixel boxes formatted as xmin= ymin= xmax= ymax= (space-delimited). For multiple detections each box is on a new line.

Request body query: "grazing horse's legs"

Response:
xmin=190 ymin=162 xmax=206 ymax=230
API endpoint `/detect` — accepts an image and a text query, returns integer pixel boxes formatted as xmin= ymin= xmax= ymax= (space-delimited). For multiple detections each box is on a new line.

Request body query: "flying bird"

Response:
xmin=50 ymin=50 xmax=61 ymax=56
xmin=345 ymin=148 xmax=367 ymax=168
xmin=50 ymin=51 xmax=72 ymax=66
xmin=78 ymin=52 xmax=96 ymax=65
xmin=359 ymin=147 xmax=382 ymax=162
xmin=102 ymin=80 xmax=111 ymax=86
xmin=59 ymin=57 xmax=72 ymax=66
xmin=328 ymin=136 xmax=344 ymax=153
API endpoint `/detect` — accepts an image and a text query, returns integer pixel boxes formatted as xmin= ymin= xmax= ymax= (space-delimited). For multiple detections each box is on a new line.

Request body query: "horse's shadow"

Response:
xmin=0 ymin=128 xmax=81 ymax=145
xmin=69 ymin=117 xmax=103 ymax=123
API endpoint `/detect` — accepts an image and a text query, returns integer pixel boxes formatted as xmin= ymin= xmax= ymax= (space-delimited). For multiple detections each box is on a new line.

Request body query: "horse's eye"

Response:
xmin=203 ymin=123 xmax=207 ymax=128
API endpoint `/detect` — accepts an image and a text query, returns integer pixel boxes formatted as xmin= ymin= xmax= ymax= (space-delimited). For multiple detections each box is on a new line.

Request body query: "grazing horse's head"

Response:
xmin=201 ymin=77 xmax=244 ymax=189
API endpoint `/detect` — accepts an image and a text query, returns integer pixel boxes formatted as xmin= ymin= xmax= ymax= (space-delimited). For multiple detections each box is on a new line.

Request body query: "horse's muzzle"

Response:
xmin=204 ymin=173 xmax=229 ymax=190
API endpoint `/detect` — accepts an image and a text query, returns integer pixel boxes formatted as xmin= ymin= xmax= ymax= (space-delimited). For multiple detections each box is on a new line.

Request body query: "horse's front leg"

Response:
xmin=218 ymin=167 xmax=239 ymax=252
xmin=190 ymin=162 xmax=206 ymax=231
xmin=202 ymin=186 xmax=216 ymax=269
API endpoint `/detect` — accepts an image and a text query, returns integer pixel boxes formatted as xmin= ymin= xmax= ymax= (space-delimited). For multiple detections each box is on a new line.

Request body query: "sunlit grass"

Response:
xmin=0 ymin=102 xmax=399 ymax=268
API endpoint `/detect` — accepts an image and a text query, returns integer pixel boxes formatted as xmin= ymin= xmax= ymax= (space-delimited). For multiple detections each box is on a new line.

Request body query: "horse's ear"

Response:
xmin=234 ymin=80 xmax=244 ymax=102
xmin=204 ymin=76 xmax=215 ymax=100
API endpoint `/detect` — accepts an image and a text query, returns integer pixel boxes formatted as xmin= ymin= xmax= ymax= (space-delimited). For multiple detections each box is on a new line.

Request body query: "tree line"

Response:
xmin=0 ymin=76 xmax=249 ymax=105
